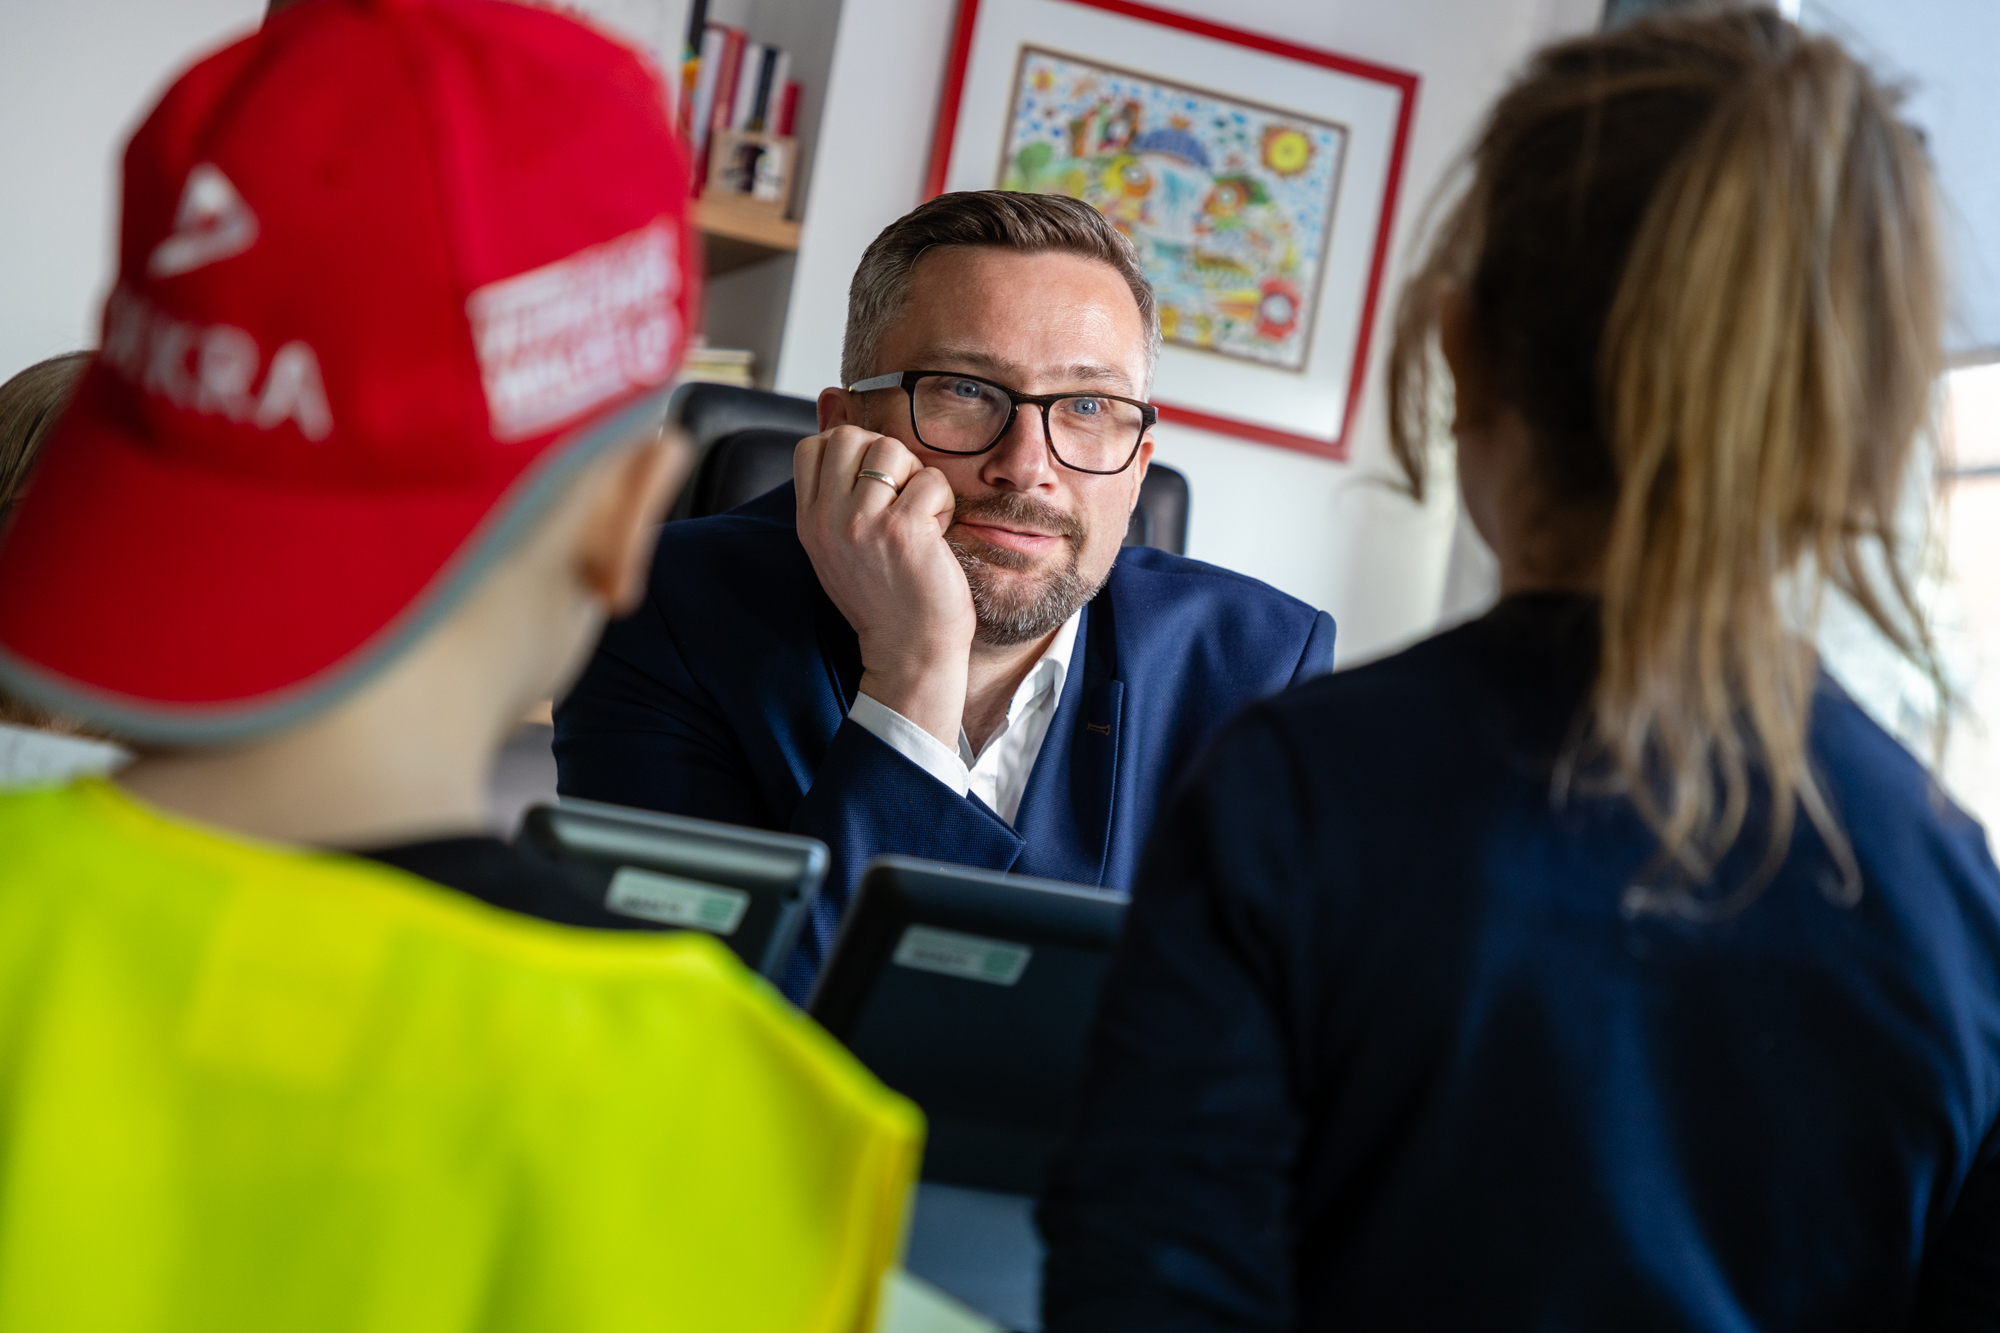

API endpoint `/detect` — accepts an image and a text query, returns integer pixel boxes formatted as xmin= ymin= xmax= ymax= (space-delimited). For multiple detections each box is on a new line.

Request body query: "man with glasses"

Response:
xmin=556 ymin=191 xmax=1335 ymax=997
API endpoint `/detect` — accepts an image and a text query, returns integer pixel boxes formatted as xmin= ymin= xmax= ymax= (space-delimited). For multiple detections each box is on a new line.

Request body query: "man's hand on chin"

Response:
xmin=794 ymin=425 xmax=973 ymax=750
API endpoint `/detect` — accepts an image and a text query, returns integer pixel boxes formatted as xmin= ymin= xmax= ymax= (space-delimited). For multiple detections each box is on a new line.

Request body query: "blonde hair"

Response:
xmin=1389 ymin=9 xmax=1946 ymax=907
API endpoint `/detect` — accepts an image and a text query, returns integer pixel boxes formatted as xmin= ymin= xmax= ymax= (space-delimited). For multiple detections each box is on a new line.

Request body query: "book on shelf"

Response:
xmin=774 ymin=78 xmax=799 ymax=137
xmin=683 ymin=23 xmax=805 ymax=208
xmin=676 ymin=0 xmax=708 ymax=138
xmin=680 ymin=343 xmax=756 ymax=390
xmin=748 ymin=47 xmax=790 ymax=132
xmin=729 ymin=40 xmax=764 ymax=132
xmin=701 ymin=24 xmax=747 ymax=187
xmin=687 ymin=27 xmax=723 ymax=170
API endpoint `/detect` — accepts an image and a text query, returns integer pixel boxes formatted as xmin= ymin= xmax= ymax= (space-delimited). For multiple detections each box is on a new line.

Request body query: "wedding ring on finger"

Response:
xmin=856 ymin=469 xmax=901 ymax=494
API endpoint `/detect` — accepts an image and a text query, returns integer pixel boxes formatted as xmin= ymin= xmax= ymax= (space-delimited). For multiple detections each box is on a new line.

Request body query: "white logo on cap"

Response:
xmin=466 ymin=218 xmax=682 ymax=441
xmin=148 ymin=163 xmax=260 ymax=279
xmin=102 ymin=286 xmax=333 ymax=441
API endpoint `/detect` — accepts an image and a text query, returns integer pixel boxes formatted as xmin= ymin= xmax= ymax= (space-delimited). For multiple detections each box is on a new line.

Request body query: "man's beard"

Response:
xmin=948 ymin=492 xmax=1107 ymax=647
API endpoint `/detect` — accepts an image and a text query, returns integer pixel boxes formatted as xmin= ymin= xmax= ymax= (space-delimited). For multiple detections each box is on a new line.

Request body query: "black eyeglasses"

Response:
xmin=847 ymin=370 xmax=1155 ymax=476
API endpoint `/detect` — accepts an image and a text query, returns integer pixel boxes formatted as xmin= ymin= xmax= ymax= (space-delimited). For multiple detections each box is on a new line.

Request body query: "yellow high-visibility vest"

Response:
xmin=0 ymin=779 xmax=921 ymax=1332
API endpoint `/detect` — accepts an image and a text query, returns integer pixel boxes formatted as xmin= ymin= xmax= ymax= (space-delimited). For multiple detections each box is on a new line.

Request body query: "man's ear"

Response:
xmin=1126 ymin=433 xmax=1156 ymax=515
xmin=817 ymin=387 xmax=858 ymax=432
xmin=1438 ymin=288 xmax=1496 ymax=434
xmin=577 ymin=430 xmax=693 ymax=617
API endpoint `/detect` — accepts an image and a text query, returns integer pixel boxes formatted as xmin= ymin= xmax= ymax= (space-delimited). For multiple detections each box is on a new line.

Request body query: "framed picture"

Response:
xmin=926 ymin=0 xmax=1418 ymax=460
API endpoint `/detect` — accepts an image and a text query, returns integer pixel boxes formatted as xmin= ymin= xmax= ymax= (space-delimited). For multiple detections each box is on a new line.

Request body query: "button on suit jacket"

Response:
xmin=553 ymin=483 xmax=1335 ymax=995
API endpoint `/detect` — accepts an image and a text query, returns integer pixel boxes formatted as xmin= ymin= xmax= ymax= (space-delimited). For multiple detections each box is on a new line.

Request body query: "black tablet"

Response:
xmin=515 ymin=798 xmax=825 ymax=981
xmin=808 ymin=856 xmax=1126 ymax=1195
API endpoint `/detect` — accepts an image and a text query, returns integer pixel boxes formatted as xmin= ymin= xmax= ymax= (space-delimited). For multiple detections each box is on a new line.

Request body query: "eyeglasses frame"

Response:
xmin=846 ymin=370 xmax=1156 ymax=476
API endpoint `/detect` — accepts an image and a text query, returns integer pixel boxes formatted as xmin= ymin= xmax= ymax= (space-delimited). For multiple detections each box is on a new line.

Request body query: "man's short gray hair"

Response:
xmin=840 ymin=191 xmax=1162 ymax=391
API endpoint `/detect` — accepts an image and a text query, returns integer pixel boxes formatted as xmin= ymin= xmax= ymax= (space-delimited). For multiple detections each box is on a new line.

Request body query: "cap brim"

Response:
xmin=0 ymin=382 xmax=674 ymax=746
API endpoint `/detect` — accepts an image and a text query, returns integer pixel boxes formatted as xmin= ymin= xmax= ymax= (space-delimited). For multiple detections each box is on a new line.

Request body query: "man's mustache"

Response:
xmin=948 ymin=492 xmax=1086 ymax=544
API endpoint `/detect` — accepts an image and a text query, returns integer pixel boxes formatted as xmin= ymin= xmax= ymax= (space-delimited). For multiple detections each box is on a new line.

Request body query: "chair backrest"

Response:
xmin=685 ymin=435 xmax=1195 ymax=559
xmin=672 ymin=381 xmax=821 ymax=451
xmin=668 ymin=380 xmax=1193 ymax=554
xmin=1124 ymin=461 xmax=1188 ymax=554
xmin=683 ymin=428 xmax=801 ymax=521
xmin=666 ymin=383 xmax=821 ymax=522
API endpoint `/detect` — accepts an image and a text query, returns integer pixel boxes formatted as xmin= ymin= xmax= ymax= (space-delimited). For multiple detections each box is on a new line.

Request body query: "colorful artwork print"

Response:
xmin=1000 ymin=47 xmax=1348 ymax=372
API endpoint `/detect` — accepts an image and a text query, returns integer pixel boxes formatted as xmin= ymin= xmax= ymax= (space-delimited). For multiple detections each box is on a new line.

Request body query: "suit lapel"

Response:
xmin=812 ymin=576 xmax=1127 ymax=887
xmin=1014 ymin=596 xmax=1124 ymax=887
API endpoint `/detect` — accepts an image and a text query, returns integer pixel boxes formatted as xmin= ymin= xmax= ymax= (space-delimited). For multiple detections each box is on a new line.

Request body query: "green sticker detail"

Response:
xmin=892 ymin=926 xmax=1033 ymax=986
xmin=605 ymin=867 xmax=750 ymax=936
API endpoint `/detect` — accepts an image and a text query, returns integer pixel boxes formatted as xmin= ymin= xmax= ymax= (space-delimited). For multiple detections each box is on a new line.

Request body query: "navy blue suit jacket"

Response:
xmin=1041 ymin=593 xmax=2000 ymax=1331
xmin=553 ymin=482 xmax=1335 ymax=993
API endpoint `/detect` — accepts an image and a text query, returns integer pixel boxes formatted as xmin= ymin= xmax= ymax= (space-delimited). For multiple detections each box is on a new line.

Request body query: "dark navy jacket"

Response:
xmin=553 ymin=483 xmax=1335 ymax=994
xmin=1041 ymin=593 xmax=2000 ymax=1332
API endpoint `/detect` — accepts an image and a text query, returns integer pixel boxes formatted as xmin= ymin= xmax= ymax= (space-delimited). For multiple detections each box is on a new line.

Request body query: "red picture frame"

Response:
xmin=924 ymin=0 xmax=1419 ymax=460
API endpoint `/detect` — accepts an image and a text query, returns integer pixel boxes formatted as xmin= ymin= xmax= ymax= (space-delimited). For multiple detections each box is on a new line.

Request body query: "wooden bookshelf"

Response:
xmin=697 ymin=195 xmax=801 ymax=275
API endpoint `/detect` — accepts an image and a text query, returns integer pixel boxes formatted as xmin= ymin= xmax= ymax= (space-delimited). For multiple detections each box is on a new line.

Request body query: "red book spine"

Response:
xmin=776 ymin=80 xmax=800 ymax=138
xmin=703 ymin=25 xmax=746 ymax=186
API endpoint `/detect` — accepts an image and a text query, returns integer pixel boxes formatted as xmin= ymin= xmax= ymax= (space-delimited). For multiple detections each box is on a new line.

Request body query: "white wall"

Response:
xmin=0 ymin=0 xmax=707 ymax=391
xmin=1801 ymin=0 xmax=2000 ymax=359
xmin=3 ymin=0 xmax=1596 ymax=664
xmin=776 ymin=0 xmax=1600 ymax=664
xmin=563 ymin=0 xmax=693 ymax=62
xmin=0 ymin=0 xmax=265 ymax=383
xmin=646 ymin=0 xmax=849 ymax=388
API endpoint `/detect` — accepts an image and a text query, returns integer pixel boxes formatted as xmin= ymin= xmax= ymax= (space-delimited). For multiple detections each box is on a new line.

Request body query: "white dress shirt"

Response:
xmin=846 ymin=610 xmax=1082 ymax=826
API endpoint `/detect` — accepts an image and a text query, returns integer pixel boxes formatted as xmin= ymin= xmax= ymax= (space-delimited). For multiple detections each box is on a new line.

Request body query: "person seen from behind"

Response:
xmin=1040 ymin=10 xmax=2000 ymax=1329
xmin=0 ymin=1 xmax=918 ymax=1327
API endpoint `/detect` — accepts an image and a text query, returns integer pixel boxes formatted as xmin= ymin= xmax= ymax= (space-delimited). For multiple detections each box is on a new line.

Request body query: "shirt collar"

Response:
xmin=957 ymin=608 xmax=1085 ymax=768
xmin=1011 ymin=608 xmax=1082 ymax=719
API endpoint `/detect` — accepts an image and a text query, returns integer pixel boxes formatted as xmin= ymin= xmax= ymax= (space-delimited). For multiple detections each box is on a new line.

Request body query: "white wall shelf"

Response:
xmin=698 ymin=195 xmax=802 ymax=276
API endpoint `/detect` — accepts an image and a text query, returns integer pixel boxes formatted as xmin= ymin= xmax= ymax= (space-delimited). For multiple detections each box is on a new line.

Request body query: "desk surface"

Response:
xmin=904 ymin=1183 xmax=1042 ymax=1333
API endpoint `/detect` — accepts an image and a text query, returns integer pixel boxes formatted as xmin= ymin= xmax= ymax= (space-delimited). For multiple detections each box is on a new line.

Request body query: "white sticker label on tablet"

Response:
xmin=892 ymin=926 xmax=1033 ymax=986
xmin=605 ymin=867 xmax=749 ymax=935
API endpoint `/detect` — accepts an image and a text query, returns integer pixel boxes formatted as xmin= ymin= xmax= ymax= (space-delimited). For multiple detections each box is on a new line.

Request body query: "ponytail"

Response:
xmin=1389 ymin=10 xmax=1946 ymax=901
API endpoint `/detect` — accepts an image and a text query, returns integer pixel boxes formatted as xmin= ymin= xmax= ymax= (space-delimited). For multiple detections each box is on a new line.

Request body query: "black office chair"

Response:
xmin=679 ymin=426 xmax=802 ymax=522
xmin=668 ymin=382 xmax=1193 ymax=554
xmin=671 ymin=381 xmax=822 ymax=452
xmin=1124 ymin=463 xmax=1187 ymax=554
xmin=665 ymin=383 xmax=819 ymax=522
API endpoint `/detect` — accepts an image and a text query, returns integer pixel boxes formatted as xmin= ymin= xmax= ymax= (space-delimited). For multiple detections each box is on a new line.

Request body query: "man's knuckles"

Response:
xmin=825 ymin=424 xmax=889 ymax=456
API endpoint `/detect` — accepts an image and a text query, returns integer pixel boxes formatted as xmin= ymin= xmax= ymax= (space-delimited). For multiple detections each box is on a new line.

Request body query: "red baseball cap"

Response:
xmin=0 ymin=0 xmax=700 ymax=743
